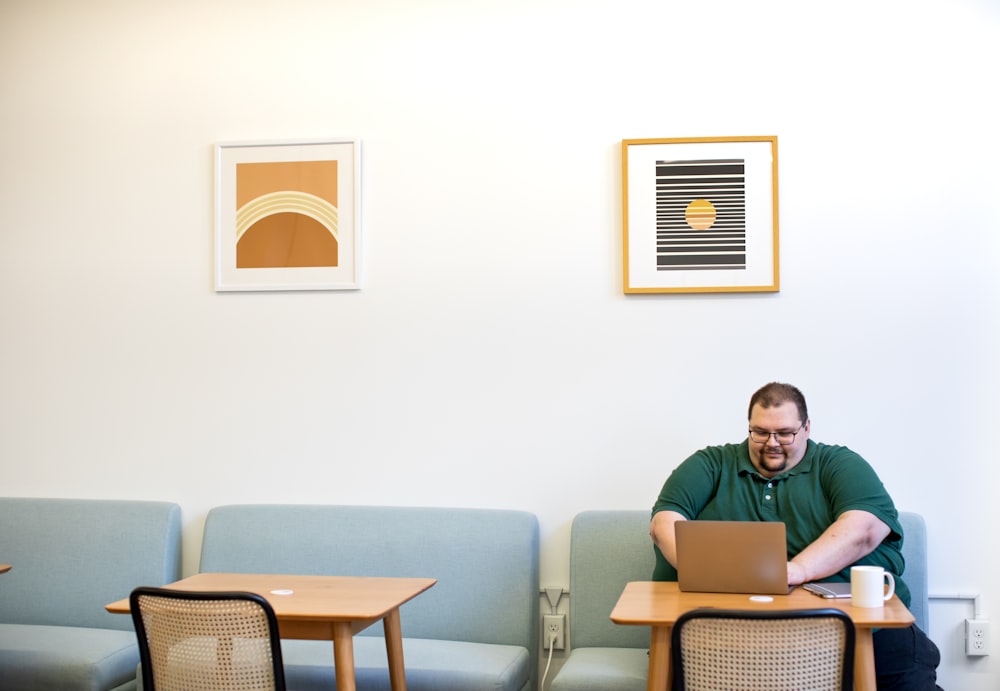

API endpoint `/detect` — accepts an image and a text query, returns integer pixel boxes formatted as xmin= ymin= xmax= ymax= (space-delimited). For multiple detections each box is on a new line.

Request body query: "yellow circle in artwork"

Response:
xmin=685 ymin=199 xmax=717 ymax=230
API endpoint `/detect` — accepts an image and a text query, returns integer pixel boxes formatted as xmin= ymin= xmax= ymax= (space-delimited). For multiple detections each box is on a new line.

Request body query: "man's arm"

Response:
xmin=787 ymin=509 xmax=891 ymax=585
xmin=649 ymin=509 xmax=688 ymax=568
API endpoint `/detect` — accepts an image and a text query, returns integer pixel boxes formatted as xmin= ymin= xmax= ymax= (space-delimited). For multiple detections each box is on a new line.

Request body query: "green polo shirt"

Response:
xmin=651 ymin=439 xmax=911 ymax=608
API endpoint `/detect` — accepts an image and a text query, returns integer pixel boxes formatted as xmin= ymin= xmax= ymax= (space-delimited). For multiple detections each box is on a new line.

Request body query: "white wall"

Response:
xmin=1 ymin=0 xmax=998 ymax=687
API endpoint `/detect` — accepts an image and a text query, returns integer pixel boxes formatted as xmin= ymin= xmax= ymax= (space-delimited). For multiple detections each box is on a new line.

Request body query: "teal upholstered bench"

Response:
xmin=549 ymin=509 xmax=929 ymax=691
xmin=0 ymin=497 xmax=182 ymax=691
xmin=195 ymin=504 xmax=540 ymax=691
xmin=550 ymin=511 xmax=653 ymax=691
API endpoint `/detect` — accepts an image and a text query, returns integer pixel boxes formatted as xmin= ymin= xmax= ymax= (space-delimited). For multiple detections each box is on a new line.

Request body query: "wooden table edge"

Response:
xmin=105 ymin=574 xmax=438 ymax=616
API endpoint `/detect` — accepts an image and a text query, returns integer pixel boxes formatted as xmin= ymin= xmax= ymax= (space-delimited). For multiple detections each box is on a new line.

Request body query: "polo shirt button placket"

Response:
xmin=761 ymin=480 xmax=779 ymax=519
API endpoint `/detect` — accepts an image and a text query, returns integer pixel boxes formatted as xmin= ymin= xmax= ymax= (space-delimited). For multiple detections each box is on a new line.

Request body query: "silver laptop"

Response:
xmin=675 ymin=520 xmax=791 ymax=595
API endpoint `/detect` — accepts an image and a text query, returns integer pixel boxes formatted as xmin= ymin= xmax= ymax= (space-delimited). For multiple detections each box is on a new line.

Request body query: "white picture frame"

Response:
xmin=214 ymin=138 xmax=361 ymax=292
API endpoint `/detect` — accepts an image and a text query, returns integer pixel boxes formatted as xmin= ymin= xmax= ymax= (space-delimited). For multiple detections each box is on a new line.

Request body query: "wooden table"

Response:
xmin=107 ymin=572 xmax=436 ymax=691
xmin=610 ymin=581 xmax=914 ymax=691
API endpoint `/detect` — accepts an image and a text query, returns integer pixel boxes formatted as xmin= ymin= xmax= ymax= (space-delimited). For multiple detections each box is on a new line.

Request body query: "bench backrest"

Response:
xmin=0 ymin=497 xmax=182 ymax=630
xmin=568 ymin=510 xmax=653 ymax=649
xmin=199 ymin=504 xmax=540 ymax=649
xmin=898 ymin=511 xmax=928 ymax=631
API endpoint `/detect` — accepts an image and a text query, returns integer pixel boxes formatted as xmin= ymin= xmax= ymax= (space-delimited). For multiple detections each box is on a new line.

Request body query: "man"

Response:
xmin=649 ymin=382 xmax=941 ymax=690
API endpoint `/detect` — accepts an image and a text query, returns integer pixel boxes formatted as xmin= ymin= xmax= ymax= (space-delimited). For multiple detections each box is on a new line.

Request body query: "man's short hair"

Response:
xmin=748 ymin=382 xmax=809 ymax=423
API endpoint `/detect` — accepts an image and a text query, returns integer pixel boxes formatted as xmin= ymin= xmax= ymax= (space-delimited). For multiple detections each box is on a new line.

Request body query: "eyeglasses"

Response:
xmin=748 ymin=424 xmax=804 ymax=445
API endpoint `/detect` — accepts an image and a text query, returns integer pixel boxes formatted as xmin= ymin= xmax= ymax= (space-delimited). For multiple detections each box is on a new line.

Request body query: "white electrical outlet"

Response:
xmin=543 ymin=613 xmax=566 ymax=650
xmin=966 ymin=618 xmax=989 ymax=656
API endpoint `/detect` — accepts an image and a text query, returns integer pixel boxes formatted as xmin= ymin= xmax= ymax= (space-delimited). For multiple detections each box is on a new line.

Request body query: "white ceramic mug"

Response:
xmin=851 ymin=565 xmax=895 ymax=607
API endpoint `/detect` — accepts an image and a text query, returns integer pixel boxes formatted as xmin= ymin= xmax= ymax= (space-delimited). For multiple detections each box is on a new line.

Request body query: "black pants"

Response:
xmin=874 ymin=625 xmax=943 ymax=690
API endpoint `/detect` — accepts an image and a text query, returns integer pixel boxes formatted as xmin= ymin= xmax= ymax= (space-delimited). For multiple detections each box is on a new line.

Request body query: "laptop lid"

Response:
xmin=675 ymin=520 xmax=790 ymax=595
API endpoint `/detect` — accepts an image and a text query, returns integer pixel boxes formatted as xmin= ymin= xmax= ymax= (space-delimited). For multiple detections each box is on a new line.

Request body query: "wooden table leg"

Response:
xmin=332 ymin=621 xmax=358 ymax=691
xmin=383 ymin=608 xmax=407 ymax=691
xmin=854 ymin=629 xmax=877 ymax=691
xmin=647 ymin=625 xmax=671 ymax=691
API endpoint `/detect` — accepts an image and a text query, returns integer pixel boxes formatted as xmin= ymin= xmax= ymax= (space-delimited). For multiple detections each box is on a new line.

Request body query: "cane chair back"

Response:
xmin=671 ymin=607 xmax=855 ymax=691
xmin=130 ymin=587 xmax=286 ymax=691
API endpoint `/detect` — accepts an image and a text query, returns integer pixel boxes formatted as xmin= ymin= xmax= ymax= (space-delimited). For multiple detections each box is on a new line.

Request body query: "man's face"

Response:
xmin=747 ymin=401 xmax=810 ymax=478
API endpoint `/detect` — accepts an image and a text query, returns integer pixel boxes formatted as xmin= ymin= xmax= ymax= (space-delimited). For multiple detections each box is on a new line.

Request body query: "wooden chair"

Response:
xmin=671 ymin=607 xmax=855 ymax=691
xmin=130 ymin=587 xmax=286 ymax=691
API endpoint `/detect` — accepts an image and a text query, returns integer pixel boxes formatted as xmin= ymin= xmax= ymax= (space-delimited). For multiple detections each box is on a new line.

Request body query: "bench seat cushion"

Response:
xmin=279 ymin=637 xmax=530 ymax=691
xmin=549 ymin=647 xmax=648 ymax=691
xmin=0 ymin=624 xmax=139 ymax=691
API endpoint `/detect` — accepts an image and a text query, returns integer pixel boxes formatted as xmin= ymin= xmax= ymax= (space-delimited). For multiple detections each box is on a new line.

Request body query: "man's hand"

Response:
xmin=787 ymin=561 xmax=809 ymax=586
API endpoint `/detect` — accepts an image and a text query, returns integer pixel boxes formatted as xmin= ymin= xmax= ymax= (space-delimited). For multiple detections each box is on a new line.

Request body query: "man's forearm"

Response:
xmin=649 ymin=509 xmax=687 ymax=567
xmin=788 ymin=509 xmax=891 ymax=585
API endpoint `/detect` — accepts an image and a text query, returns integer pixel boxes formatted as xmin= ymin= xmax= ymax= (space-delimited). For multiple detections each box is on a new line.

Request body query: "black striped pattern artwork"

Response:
xmin=655 ymin=159 xmax=746 ymax=271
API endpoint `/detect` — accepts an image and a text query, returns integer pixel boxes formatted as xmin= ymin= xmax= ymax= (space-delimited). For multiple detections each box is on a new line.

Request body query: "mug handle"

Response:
xmin=883 ymin=572 xmax=896 ymax=601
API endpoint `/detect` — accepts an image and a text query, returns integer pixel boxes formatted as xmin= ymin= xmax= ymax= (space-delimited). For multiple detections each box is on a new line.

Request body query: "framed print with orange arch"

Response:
xmin=622 ymin=136 xmax=779 ymax=294
xmin=215 ymin=138 xmax=361 ymax=291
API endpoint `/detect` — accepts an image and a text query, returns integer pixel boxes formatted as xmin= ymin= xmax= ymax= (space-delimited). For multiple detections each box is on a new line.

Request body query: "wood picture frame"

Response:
xmin=622 ymin=136 xmax=779 ymax=294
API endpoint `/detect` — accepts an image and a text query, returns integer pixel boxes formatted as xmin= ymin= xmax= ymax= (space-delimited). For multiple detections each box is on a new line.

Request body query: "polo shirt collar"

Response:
xmin=737 ymin=438 xmax=818 ymax=482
